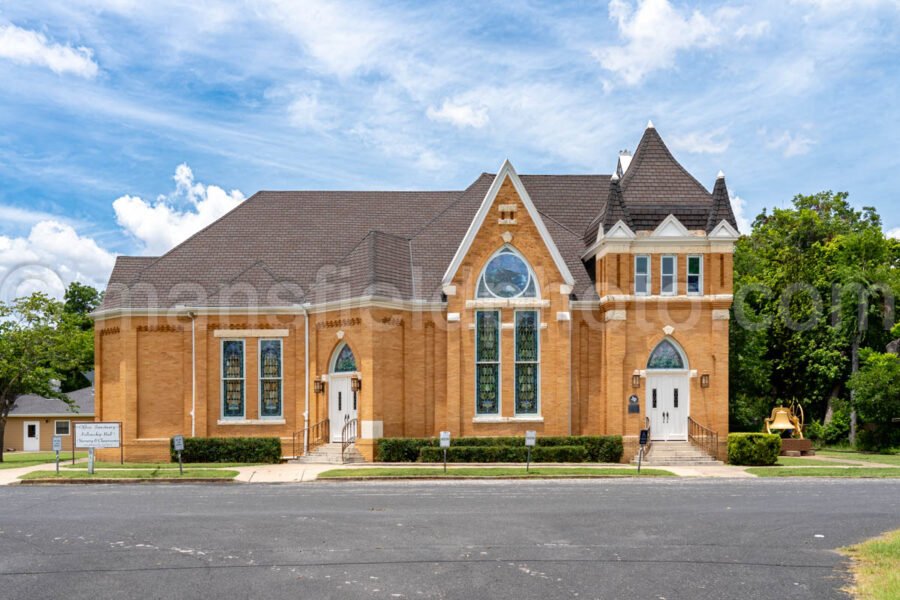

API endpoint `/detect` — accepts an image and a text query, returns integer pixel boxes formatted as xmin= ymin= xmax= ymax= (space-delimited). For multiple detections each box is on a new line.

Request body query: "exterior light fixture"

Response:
xmin=632 ymin=373 xmax=641 ymax=388
xmin=700 ymin=374 xmax=710 ymax=388
xmin=314 ymin=377 xmax=325 ymax=395
xmin=350 ymin=375 xmax=361 ymax=393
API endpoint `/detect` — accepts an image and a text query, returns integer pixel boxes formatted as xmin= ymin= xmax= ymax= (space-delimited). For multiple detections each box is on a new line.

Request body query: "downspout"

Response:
xmin=301 ymin=303 xmax=311 ymax=454
xmin=189 ymin=311 xmax=196 ymax=437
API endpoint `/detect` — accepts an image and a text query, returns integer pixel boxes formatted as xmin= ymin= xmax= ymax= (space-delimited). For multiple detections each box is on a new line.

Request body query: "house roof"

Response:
xmin=9 ymin=387 xmax=95 ymax=417
xmin=99 ymin=127 xmax=737 ymax=311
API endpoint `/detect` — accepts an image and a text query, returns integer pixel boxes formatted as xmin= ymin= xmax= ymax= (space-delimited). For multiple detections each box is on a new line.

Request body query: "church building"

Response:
xmin=92 ymin=123 xmax=739 ymax=462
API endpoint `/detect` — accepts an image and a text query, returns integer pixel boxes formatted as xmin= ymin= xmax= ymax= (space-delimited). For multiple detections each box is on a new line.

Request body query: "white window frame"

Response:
xmin=513 ymin=310 xmax=540 ymax=416
xmin=475 ymin=310 xmax=501 ymax=416
xmin=258 ymin=338 xmax=283 ymax=419
xmin=634 ymin=255 xmax=650 ymax=296
xmin=660 ymin=255 xmax=677 ymax=296
xmin=687 ymin=255 xmax=703 ymax=296
xmin=55 ymin=420 xmax=71 ymax=436
xmin=220 ymin=338 xmax=246 ymax=420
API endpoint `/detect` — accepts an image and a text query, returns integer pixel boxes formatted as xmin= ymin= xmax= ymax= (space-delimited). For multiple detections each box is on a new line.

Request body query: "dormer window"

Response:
xmin=477 ymin=247 xmax=537 ymax=299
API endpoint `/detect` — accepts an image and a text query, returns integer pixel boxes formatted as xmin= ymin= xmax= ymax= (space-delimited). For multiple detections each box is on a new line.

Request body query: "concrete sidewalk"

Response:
xmin=233 ymin=463 xmax=342 ymax=483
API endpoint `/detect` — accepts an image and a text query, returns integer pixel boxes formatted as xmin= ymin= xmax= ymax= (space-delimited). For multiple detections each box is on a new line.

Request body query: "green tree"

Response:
xmin=848 ymin=350 xmax=900 ymax=450
xmin=0 ymin=293 xmax=92 ymax=461
xmin=59 ymin=282 xmax=102 ymax=391
xmin=730 ymin=192 xmax=899 ymax=439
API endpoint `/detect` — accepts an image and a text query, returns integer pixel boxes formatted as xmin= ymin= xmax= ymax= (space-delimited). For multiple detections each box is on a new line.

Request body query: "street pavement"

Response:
xmin=1 ymin=479 xmax=898 ymax=599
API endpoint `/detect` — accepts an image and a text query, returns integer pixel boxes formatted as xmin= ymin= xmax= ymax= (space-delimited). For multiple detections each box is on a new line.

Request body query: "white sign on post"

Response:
xmin=525 ymin=431 xmax=537 ymax=447
xmin=439 ymin=431 xmax=451 ymax=448
xmin=52 ymin=436 xmax=63 ymax=452
xmin=75 ymin=423 xmax=121 ymax=449
xmin=173 ymin=435 xmax=185 ymax=451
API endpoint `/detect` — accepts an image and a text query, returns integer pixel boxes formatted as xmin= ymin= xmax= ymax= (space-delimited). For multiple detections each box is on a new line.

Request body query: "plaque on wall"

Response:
xmin=627 ymin=394 xmax=640 ymax=414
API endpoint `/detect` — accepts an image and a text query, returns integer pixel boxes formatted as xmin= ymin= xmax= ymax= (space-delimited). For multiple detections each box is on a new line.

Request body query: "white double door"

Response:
xmin=646 ymin=374 xmax=689 ymax=441
xmin=329 ymin=375 xmax=358 ymax=442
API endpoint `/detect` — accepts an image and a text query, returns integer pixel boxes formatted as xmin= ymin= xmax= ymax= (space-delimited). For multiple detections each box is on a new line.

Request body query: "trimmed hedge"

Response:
xmin=727 ymin=433 xmax=781 ymax=466
xmin=419 ymin=445 xmax=588 ymax=463
xmin=171 ymin=437 xmax=282 ymax=464
xmin=376 ymin=435 xmax=622 ymax=463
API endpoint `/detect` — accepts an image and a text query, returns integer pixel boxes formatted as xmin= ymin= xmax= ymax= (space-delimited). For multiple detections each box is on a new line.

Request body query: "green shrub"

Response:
xmin=727 ymin=433 xmax=781 ymax=466
xmin=823 ymin=408 xmax=851 ymax=446
xmin=376 ymin=435 xmax=623 ymax=463
xmin=171 ymin=437 xmax=282 ymax=463
xmin=805 ymin=420 xmax=824 ymax=442
xmin=418 ymin=445 xmax=587 ymax=463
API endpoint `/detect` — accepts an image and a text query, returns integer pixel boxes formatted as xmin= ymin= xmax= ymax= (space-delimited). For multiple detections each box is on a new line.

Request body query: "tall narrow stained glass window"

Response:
xmin=333 ymin=344 xmax=357 ymax=373
xmin=476 ymin=311 xmax=500 ymax=415
xmin=222 ymin=340 xmax=244 ymax=418
xmin=515 ymin=310 xmax=539 ymax=414
xmin=259 ymin=339 xmax=282 ymax=418
xmin=647 ymin=339 xmax=685 ymax=370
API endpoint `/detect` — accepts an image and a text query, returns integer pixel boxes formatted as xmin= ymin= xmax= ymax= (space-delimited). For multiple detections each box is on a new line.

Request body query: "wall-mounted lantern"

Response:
xmin=314 ymin=377 xmax=326 ymax=395
xmin=700 ymin=374 xmax=710 ymax=388
xmin=631 ymin=373 xmax=641 ymax=388
xmin=350 ymin=375 xmax=361 ymax=393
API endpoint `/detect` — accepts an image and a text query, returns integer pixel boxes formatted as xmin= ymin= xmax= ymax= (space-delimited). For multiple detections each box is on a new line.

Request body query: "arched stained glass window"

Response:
xmin=477 ymin=247 xmax=537 ymax=299
xmin=332 ymin=344 xmax=357 ymax=373
xmin=647 ymin=339 xmax=686 ymax=369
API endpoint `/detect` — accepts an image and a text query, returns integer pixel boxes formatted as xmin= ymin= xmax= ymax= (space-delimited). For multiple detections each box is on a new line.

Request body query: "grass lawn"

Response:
xmin=319 ymin=467 xmax=675 ymax=479
xmin=20 ymin=468 xmax=238 ymax=480
xmin=0 ymin=452 xmax=87 ymax=469
xmin=63 ymin=461 xmax=260 ymax=470
xmin=747 ymin=467 xmax=900 ymax=478
xmin=817 ymin=449 xmax=900 ymax=466
xmin=775 ymin=456 xmax=838 ymax=466
xmin=842 ymin=529 xmax=900 ymax=600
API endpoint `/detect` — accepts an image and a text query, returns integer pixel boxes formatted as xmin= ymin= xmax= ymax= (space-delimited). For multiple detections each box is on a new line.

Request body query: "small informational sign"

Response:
xmin=439 ymin=431 xmax=451 ymax=449
xmin=639 ymin=429 xmax=649 ymax=446
xmin=525 ymin=431 xmax=536 ymax=447
xmin=52 ymin=436 xmax=63 ymax=452
xmin=627 ymin=394 xmax=640 ymax=414
xmin=173 ymin=435 xmax=185 ymax=452
xmin=75 ymin=422 xmax=121 ymax=449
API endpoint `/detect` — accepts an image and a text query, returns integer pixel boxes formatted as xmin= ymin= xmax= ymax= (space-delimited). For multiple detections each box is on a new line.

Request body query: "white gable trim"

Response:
xmin=605 ymin=220 xmax=637 ymax=240
xmin=441 ymin=160 xmax=575 ymax=287
xmin=709 ymin=219 xmax=740 ymax=240
xmin=651 ymin=214 xmax=691 ymax=238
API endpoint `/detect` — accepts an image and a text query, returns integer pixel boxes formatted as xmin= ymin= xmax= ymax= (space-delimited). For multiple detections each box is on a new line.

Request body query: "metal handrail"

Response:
xmin=644 ymin=416 xmax=652 ymax=455
xmin=341 ymin=417 xmax=358 ymax=463
xmin=687 ymin=416 xmax=718 ymax=459
xmin=292 ymin=418 xmax=330 ymax=458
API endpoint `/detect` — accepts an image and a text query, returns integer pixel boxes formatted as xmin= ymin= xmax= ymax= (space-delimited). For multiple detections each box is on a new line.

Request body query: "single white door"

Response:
xmin=329 ymin=376 xmax=357 ymax=442
xmin=646 ymin=375 xmax=689 ymax=441
xmin=23 ymin=421 xmax=40 ymax=451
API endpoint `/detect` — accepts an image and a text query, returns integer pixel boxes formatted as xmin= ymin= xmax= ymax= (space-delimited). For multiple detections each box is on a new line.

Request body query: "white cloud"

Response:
xmin=670 ymin=127 xmax=731 ymax=154
xmin=764 ymin=129 xmax=815 ymax=157
xmin=113 ymin=164 xmax=244 ymax=255
xmin=735 ymin=20 xmax=771 ymax=40
xmin=593 ymin=0 xmax=720 ymax=86
xmin=0 ymin=22 xmax=98 ymax=78
xmin=729 ymin=192 xmax=751 ymax=234
xmin=0 ymin=221 xmax=115 ymax=302
xmin=426 ymin=100 xmax=489 ymax=129
xmin=886 ymin=227 xmax=900 ymax=240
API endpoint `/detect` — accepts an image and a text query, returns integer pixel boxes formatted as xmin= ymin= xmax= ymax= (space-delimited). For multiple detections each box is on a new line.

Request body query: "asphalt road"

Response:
xmin=1 ymin=479 xmax=898 ymax=600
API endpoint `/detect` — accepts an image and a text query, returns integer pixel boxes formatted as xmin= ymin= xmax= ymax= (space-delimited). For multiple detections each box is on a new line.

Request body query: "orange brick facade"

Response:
xmin=93 ymin=170 xmax=734 ymax=463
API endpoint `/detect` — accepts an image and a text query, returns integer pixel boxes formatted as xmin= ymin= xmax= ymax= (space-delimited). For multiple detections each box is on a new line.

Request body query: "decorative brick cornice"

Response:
xmin=316 ymin=317 xmax=362 ymax=330
xmin=137 ymin=325 xmax=183 ymax=333
xmin=99 ymin=326 xmax=120 ymax=337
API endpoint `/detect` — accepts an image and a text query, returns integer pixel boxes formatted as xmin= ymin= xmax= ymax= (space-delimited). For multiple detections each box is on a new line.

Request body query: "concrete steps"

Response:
xmin=632 ymin=441 xmax=722 ymax=466
xmin=292 ymin=442 xmax=366 ymax=464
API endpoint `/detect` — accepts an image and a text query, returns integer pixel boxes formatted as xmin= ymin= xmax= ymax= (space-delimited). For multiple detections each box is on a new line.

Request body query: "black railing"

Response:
xmin=687 ymin=416 xmax=718 ymax=459
xmin=341 ymin=417 xmax=358 ymax=463
xmin=644 ymin=416 xmax=652 ymax=455
xmin=292 ymin=418 xmax=330 ymax=459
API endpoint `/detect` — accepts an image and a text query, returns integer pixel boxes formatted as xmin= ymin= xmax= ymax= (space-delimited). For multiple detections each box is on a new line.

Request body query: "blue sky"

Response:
xmin=1 ymin=0 xmax=899 ymax=299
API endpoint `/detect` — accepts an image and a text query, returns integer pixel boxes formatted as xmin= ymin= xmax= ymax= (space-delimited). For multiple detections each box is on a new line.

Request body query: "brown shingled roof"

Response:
xmin=98 ymin=128 xmax=738 ymax=311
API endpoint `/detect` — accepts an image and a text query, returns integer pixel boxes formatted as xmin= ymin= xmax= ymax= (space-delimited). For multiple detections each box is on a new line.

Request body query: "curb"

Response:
xmin=17 ymin=478 xmax=237 ymax=485
xmin=316 ymin=474 xmax=673 ymax=481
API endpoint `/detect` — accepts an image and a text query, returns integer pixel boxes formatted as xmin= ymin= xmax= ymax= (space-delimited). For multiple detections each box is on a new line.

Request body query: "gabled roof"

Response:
xmin=97 ymin=126 xmax=739 ymax=311
xmin=9 ymin=387 xmax=94 ymax=416
xmin=442 ymin=160 xmax=575 ymax=289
